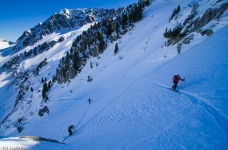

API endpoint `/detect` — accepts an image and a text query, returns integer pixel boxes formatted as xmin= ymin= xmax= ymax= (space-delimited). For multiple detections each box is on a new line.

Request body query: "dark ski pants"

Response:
xmin=172 ymin=82 xmax=178 ymax=90
xmin=68 ymin=129 xmax=73 ymax=136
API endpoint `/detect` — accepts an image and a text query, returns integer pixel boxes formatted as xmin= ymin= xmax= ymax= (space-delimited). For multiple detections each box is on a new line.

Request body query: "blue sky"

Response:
xmin=0 ymin=0 xmax=137 ymax=42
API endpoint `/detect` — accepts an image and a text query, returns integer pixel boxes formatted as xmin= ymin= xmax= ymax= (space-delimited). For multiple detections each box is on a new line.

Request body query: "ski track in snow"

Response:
xmin=141 ymin=78 xmax=228 ymax=141
xmin=75 ymin=105 xmax=90 ymax=129
xmin=62 ymin=104 xmax=90 ymax=142
xmin=78 ymin=79 xmax=137 ymax=130
xmin=62 ymin=78 xmax=139 ymax=142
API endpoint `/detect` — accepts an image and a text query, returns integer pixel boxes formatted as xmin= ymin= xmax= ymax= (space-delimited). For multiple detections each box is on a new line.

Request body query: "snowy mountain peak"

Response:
xmin=13 ymin=7 xmax=123 ymax=52
xmin=59 ymin=8 xmax=70 ymax=15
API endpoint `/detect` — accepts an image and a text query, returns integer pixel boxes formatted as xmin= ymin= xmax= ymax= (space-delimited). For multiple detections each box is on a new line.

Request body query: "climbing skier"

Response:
xmin=172 ymin=75 xmax=185 ymax=90
xmin=88 ymin=98 xmax=91 ymax=104
xmin=68 ymin=125 xmax=75 ymax=136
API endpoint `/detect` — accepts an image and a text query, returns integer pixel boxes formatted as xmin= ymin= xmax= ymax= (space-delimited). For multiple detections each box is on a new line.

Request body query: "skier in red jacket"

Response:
xmin=172 ymin=75 xmax=185 ymax=90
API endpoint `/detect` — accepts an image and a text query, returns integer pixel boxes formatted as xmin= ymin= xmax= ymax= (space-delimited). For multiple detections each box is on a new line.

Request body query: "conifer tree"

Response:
xmin=90 ymin=61 xmax=93 ymax=68
xmin=177 ymin=5 xmax=181 ymax=13
xmin=33 ymin=48 xmax=37 ymax=56
xmin=30 ymin=87 xmax=34 ymax=92
xmin=66 ymin=51 xmax=70 ymax=61
xmin=115 ymin=22 xmax=120 ymax=35
xmin=72 ymin=49 xmax=81 ymax=73
xmin=97 ymin=32 xmax=102 ymax=41
xmin=121 ymin=14 xmax=128 ymax=28
xmin=145 ymin=0 xmax=150 ymax=6
xmin=114 ymin=43 xmax=119 ymax=54
xmin=98 ymin=33 xmax=106 ymax=53
xmin=107 ymin=22 xmax=115 ymax=36
xmin=42 ymin=82 xmax=48 ymax=99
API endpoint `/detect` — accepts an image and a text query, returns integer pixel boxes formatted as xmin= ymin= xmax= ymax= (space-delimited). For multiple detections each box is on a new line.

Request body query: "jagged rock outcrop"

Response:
xmin=89 ymin=44 xmax=100 ymax=57
xmin=190 ymin=2 xmax=228 ymax=33
xmin=164 ymin=1 xmax=228 ymax=45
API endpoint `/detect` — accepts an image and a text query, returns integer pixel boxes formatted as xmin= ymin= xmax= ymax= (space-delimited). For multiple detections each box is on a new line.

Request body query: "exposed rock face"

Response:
xmin=191 ymin=3 xmax=228 ymax=33
xmin=166 ymin=2 xmax=228 ymax=46
xmin=89 ymin=44 xmax=100 ymax=57
xmin=67 ymin=68 xmax=77 ymax=79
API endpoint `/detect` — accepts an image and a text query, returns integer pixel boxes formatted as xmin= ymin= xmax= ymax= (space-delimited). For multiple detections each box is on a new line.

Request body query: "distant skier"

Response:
xmin=88 ymin=98 xmax=91 ymax=104
xmin=68 ymin=125 xmax=75 ymax=136
xmin=172 ymin=75 xmax=185 ymax=90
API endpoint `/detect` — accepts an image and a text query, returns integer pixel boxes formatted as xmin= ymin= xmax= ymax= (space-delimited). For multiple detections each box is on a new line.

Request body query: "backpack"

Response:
xmin=69 ymin=125 xmax=74 ymax=130
xmin=173 ymin=75 xmax=179 ymax=82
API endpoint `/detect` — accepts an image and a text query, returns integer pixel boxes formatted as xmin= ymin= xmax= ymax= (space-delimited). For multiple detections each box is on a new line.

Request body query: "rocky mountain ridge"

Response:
xmin=12 ymin=7 xmax=125 ymax=52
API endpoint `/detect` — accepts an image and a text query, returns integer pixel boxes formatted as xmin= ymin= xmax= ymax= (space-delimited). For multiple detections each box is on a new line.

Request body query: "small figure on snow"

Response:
xmin=88 ymin=98 xmax=91 ymax=104
xmin=68 ymin=125 xmax=75 ymax=136
xmin=172 ymin=75 xmax=185 ymax=90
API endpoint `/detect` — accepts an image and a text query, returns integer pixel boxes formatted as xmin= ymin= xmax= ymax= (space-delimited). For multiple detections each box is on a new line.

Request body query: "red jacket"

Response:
xmin=173 ymin=75 xmax=184 ymax=83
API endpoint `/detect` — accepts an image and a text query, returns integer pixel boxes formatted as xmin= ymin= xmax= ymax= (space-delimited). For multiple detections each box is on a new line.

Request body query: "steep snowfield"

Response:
xmin=1 ymin=0 xmax=228 ymax=149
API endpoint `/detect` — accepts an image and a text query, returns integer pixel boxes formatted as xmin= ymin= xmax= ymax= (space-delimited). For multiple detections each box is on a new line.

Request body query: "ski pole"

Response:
xmin=184 ymin=76 xmax=185 ymax=89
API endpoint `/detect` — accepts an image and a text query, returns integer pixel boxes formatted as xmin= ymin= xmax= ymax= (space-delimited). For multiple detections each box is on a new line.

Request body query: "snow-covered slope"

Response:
xmin=1 ymin=0 xmax=228 ymax=149
xmin=0 ymin=38 xmax=13 ymax=49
